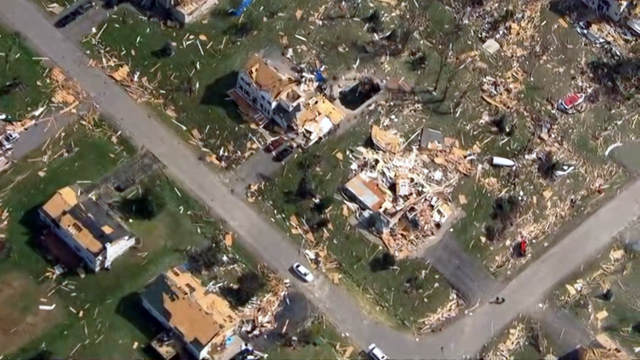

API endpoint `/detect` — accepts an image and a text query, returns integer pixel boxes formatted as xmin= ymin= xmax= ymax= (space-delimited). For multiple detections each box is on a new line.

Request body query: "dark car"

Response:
xmin=55 ymin=1 xmax=94 ymax=28
xmin=264 ymin=136 xmax=286 ymax=153
xmin=272 ymin=145 xmax=294 ymax=162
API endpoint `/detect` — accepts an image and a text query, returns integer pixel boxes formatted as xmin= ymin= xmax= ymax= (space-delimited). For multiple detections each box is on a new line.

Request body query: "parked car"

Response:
xmin=1 ymin=131 xmax=19 ymax=150
xmin=272 ymin=145 xmax=294 ymax=162
xmin=264 ymin=136 xmax=286 ymax=153
xmin=367 ymin=344 xmax=388 ymax=360
xmin=54 ymin=1 xmax=94 ymax=28
xmin=291 ymin=262 xmax=314 ymax=282
xmin=557 ymin=93 xmax=586 ymax=114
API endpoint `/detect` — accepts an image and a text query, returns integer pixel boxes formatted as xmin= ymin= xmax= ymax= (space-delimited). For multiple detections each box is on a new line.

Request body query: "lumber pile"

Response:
xmin=48 ymin=68 xmax=85 ymax=105
xmin=484 ymin=322 xmax=527 ymax=360
xmin=241 ymin=264 xmax=289 ymax=337
xmin=418 ymin=291 xmax=465 ymax=333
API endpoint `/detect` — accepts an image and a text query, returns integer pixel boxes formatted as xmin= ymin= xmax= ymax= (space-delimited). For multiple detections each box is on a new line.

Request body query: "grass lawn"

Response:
xmin=265 ymin=317 xmax=359 ymax=360
xmin=0 ymin=28 xmax=51 ymax=118
xmin=553 ymin=226 xmax=640 ymax=354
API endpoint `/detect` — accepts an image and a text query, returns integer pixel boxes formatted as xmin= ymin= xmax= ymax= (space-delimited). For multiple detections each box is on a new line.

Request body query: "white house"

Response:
xmin=39 ymin=185 xmax=137 ymax=272
xmin=234 ymin=54 xmax=306 ymax=129
xmin=141 ymin=266 xmax=239 ymax=359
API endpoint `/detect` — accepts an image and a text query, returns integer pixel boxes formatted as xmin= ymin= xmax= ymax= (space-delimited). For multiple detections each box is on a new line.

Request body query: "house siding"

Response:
xmin=104 ymin=236 xmax=136 ymax=269
xmin=38 ymin=209 xmax=99 ymax=271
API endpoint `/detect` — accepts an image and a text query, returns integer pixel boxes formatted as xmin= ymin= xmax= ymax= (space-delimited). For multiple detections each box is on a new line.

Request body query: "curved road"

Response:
xmin=2 ymin=1 xmax=640 ymax=357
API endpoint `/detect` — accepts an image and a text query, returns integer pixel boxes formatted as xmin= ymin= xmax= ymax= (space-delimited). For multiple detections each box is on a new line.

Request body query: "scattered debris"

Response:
xmin=418 ymin=291 xmax=464 ymax=333
xmin=342 ymin=132 xmax=477 ymax=256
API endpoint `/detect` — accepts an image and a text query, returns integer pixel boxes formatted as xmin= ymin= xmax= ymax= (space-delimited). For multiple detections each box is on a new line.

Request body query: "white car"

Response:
xmin=292 ymin=262 xmax=314 ymax=282
xmin=1 ymin=131 xmax=19 ymax=150
xmin=367 ymin=344 xmax=388 ymax=360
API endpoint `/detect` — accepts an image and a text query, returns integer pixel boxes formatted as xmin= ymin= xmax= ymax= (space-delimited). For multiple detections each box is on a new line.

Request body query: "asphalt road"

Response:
xmin=3 ymin=1 xmax=640 ymax=358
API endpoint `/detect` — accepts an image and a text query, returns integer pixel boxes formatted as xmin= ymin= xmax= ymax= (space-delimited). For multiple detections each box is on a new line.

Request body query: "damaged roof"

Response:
xmin=296 ymin=95 xmax=345 ymax=131
xmin=141 ymin=266 xmax=239 ymax=354
xmin=41 ymin=185 xmax=131 ymax=255
xmin=244 ymin=54 xmax=298 ymax=99
xmin=343 ymin=173 xmax=387 ymax=212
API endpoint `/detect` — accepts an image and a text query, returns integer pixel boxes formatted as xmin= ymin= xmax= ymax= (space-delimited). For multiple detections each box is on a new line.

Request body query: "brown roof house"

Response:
xmin=231 ymin=54 xmax=306 ymax=129
xmin=141 ymin=266 xmax=239 ymax=359
xmin=39 ymin=185 xmax=137 ymax=272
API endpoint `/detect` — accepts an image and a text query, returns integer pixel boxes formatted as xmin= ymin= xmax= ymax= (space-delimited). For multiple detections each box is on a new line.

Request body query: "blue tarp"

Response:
xmin=230 ymin=0 xmax=253 ymax=16
xmin=314 ymin=69 xmax=327 ymax=83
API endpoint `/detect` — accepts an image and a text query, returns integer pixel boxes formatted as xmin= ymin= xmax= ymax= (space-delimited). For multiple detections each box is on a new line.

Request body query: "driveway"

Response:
xmin=2 ymin=1 xmax=640 ymax=358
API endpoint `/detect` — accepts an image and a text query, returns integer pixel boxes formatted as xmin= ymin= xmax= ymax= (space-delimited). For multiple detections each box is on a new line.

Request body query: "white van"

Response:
xmin=367 ymin=344 xmax=388 ymax=360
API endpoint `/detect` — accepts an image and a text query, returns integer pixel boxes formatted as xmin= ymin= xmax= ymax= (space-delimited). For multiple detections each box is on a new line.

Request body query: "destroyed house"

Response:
xmin=141 ymin=266 xmax=239 ymax=360
xmin=234 ymin=54 xmax=305 ymax=128
xmin=39 ymin=185 xmax=137 ymax=272
xmin=156 ymin=0 xmax=220 ymax=24
xmin=296 ymin=96 xmax=345 ymax=147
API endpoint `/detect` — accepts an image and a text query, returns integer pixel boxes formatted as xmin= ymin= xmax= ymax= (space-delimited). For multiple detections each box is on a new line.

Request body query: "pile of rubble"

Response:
xmin=558 ymin=247 xmax=626 ymax=309
xmin=240 ymin=264 xmax=289 ymax=337
xmin=48 ymin=67 xmax=85 ymax=106
xmin=342 ymin=127 xmax=479 ymax=256
xmin=480 ymin=67 xmax=526 ymax=110
xmin=418 ymin=291 xmax=465 ymax=333
xmin=484 ymin=322 xmax=527 ymax=360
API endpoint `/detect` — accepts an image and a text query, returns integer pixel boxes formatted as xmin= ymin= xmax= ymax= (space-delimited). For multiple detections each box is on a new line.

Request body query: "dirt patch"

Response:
xmin=0 ymin=272 xmax=62 ymax=354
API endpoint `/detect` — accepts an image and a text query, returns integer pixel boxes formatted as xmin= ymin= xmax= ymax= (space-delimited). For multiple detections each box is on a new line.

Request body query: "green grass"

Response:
xmin=553 ymin=239 xmax=640 ymax=353
xmin=0 ymin=29 xmax=51 ymax=118
xmin=265 ymin=317 xmax=359 ymax=360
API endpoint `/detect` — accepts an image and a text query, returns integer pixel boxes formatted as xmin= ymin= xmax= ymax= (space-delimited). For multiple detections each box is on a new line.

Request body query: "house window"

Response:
xmin=185 ymin=283 xmax=196 ymax=293
xmin=252 ymin=97 xmax=257 ymax=104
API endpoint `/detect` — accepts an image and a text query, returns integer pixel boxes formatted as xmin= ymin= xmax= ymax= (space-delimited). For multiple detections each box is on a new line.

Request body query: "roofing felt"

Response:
xmin=41 ymin=185 xmax=131 ymax=255
xmin=244 ymin=54 xmax=296 ymax=99
xmin=140 ymin=266 xmax=239 ymax=355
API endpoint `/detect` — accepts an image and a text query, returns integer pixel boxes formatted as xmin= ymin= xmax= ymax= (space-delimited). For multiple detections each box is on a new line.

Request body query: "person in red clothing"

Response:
xmin=520 ymin=240 xmax=527 ymax=256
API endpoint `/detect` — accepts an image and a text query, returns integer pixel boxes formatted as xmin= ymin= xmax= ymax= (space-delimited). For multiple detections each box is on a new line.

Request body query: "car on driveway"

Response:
xmin=367 ymin=344 xmax=388 ymax=360
xmin=272 ymin=145 xmax=294 ymax=162
xmin=1 ymin=131 xmax=19 ymax=150
xmin=291 ymin=262 xmax=314 ymax=282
